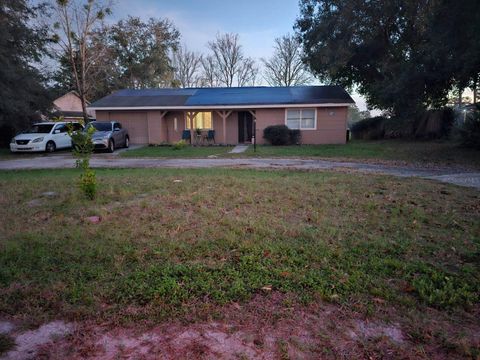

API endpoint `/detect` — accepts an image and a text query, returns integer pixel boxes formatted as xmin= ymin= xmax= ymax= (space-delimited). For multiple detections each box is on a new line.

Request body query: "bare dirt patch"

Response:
xmin=1 ymin=320 xmax=73 ymax=360
xmin=35 ymin=294 xmax=480 ymax=359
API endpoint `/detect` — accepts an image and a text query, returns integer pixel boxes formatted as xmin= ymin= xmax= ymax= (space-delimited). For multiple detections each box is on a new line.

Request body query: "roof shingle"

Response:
xmin=89 ymin=85 xmax=354 ymax=109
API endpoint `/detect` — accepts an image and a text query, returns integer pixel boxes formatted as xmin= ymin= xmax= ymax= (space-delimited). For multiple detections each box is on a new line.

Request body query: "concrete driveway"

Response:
xmin=1 ymin=153 xmax=479 ymax=190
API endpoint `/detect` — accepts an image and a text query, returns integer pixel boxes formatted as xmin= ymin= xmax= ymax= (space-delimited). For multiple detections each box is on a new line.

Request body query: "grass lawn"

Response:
xmin=242 ymin=140 xmax=480 ymax=167
xmin=121 ymin=145 xmax=233 ymax=158
xmin=0 ymin=168 xmax=479 ymax=356
xmin=120 ymin=140 xmax=480 ymax=169
xmin=0 ymin=149 xmax=26 ymax=161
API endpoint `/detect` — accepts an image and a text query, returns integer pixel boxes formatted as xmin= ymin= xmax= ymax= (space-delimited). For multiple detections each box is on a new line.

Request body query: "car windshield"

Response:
xmin=25 ymin=124 xmax=54 ymax=134
xmin=88 ymin=122 xmax=112 ymax=132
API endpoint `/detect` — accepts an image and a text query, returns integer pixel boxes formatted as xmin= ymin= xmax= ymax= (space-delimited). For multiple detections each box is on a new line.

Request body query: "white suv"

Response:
xmin=10 ymin=121 xmax=84 ymax=153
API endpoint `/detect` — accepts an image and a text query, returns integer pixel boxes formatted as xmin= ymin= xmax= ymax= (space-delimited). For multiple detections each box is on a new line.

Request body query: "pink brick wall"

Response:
xmin=254 ymin=107 xmax=347 ymax=145
xmin=95 ymin=106 xmax=349 ymax=145
xmin=164 ymin=111 xmax=185 ymax=143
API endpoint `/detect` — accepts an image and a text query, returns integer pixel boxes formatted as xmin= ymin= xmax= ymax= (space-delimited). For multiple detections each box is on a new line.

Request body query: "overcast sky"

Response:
xmin=113 ymin=0 xmax=299 ymax=60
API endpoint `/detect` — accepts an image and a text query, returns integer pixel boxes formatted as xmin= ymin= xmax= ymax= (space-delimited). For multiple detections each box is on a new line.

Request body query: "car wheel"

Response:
xmin=108 ymin=139 xmax=115 ymax=153
xmin=125 ymin=136 xmax=129 ymax=148
xmin=45 ymin=141 xmax=56 ymax=153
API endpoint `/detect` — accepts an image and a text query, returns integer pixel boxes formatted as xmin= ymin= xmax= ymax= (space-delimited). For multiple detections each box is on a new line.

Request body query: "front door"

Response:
xmin=238 ymin=112 xmax=253 ymax=143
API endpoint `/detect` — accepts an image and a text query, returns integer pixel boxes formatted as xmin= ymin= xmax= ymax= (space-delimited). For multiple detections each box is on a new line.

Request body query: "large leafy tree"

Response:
xmin=296 ymin=0 xmax=480 ymax=117
xmin=108 ymin=16 xmax=180 ymax=89
xmin=0 ymin=0 xmax=53 ymax=141
xmin=425 ymin=0 xmax=480 ymax=103
xmin=53 ymin=16 xmax=181 ymax=97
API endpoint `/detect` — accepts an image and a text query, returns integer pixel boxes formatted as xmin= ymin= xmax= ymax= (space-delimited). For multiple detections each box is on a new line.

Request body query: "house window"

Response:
xmin=186 ymin=112 xmax=213 ymax=129
xmin=286 ymin=109 xmax=316 ymax=130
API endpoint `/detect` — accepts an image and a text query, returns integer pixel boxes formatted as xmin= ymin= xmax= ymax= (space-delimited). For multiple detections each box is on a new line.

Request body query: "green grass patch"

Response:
xmin=0 ymin=168 xmax=479 ymax=324
xmin=0 ymin=149 xmax=10 ymax=157
xmin=0 ymin=148 xmax=34 ymax=161
xmin=242 ymin=140 xmax=480 ymax=167
xmin=118 ymin=140 xmax=480 ymax=169
xmin=244 ymin=142 xmax=385 ymax=158
xmin=121 ymin=145 xmax=233 ymax=158
xmin=0 ymin=148 xmax=73 ymax=160
xmin=0 ymin=333 xmax=15 ymax=356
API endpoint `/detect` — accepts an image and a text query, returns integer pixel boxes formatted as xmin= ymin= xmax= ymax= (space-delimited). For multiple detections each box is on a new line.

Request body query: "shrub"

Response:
xmin=454 ymin=108 xmax=480 ymax=149
xmin=0 ymin=125 xmax=15 ymax=148
xmin=172 ymin=139 xmax=188 ymax=150
xmin=79 ymin=169 xmax=96 ymax=200
xmin=68 ymin=123 xmax=96 ymax=199
xmin=289 ymin=129 xmax=302 ymax=145
xmin=263 ymin=125 xmax=291 ymax=145
xmin=414 ymin=108 xmax=454 ymax=139
xmin=350 ymin=116 xmax=386 ymax=140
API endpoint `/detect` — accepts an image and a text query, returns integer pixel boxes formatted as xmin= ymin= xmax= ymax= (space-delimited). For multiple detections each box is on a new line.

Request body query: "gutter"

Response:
xmin=88 ymin=103 xmax=354 ymax=111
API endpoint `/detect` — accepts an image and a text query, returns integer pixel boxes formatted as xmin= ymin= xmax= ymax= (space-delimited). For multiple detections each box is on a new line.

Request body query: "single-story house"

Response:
xmin=88 ymin=86 xmax=355 ymax=145
xmin=52 ymin=91 xmax=95 ymax=121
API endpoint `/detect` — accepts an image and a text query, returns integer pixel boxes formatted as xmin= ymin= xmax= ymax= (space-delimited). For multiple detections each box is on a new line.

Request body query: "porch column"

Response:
xmin=159 ymin=111 xmax=168 ymax=143
xmin=186 ymin=111 xmax=198 ymax=144
xmin=248 ymin=110 xmax=257 ymax=151
xmin=215 ymin=110 xmax=232 ymax=144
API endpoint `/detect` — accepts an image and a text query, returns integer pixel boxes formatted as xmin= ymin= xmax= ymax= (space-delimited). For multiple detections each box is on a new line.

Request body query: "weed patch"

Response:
xmin=0 ymin=333 xmax=15 ymax=355
xmin=0 ymin=168 xmax=478 ymax=324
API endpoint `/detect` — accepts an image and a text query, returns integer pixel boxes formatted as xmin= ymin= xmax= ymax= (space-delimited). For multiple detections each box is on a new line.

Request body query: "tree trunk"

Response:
xmin=80 ymin=93 xmax=89 ymax=123
xmin=80 ymin=56 xmax=89 ymax=122
xmin=474 ymin=77 xmax=478 ymax=104
xmin=458 ymin=86 xmax=463 ymax=106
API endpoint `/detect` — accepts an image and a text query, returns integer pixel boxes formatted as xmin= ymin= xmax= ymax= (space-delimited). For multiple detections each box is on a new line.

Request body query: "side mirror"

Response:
xmin=54 ymin=129 xmax=60 ymax=134
xmin=114 ymin=128 xmax=120 ymax=132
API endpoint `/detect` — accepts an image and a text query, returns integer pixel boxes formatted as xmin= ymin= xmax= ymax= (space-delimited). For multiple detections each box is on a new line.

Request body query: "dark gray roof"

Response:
xmin=89 ymin=86 xmax=354 ymax=109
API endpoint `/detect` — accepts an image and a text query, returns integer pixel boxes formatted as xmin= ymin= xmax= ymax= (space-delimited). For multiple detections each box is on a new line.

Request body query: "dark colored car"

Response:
xmin=87 ymin=121 xmax=129 ymax=152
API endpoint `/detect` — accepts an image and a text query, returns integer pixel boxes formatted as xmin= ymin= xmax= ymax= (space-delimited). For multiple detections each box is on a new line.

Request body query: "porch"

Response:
xmin=153 ymin=109 xmax=258 ymax=146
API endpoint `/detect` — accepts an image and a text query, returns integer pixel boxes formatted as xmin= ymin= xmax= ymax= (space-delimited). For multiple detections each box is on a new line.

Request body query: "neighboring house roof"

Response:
xmin=89 ymin=86 xmax=355 ymax=110
xmin=52 ymin=91 xmax=95 ymax=118
xmin=53 ymin=91 xmax=91 ymax=107
xmin=51 ymin=110 xmax=90 ymax=118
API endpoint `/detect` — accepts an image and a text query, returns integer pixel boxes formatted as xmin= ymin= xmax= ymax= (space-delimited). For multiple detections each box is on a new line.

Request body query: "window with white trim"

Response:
xmin=286 ymin=109 xmax=316 ymax=130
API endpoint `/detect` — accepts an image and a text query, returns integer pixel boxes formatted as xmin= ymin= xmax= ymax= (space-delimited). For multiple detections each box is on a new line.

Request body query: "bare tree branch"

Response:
xmin=172 ymin=45 xmax=203 ymax=88
xmin=206 ymin=33 xmax=258 ymax=87
xmin=237 ymin=57 xmax=258 ymax=86
xmin=262 ymin=34 xmax=312 ymax=86
xmin=200 ymin=55 xmax=219 ymax=87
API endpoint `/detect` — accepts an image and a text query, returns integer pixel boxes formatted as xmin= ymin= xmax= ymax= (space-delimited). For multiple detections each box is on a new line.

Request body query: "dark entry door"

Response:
xmin=238 ymin=112 xmax=253 ymax=143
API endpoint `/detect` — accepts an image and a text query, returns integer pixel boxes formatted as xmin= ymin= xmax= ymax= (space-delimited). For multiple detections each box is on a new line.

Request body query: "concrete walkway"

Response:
xmin=229 ymin=145 xmax=249 ymax=154
xmin=0 ymin=154 xmax=479 ymax=190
